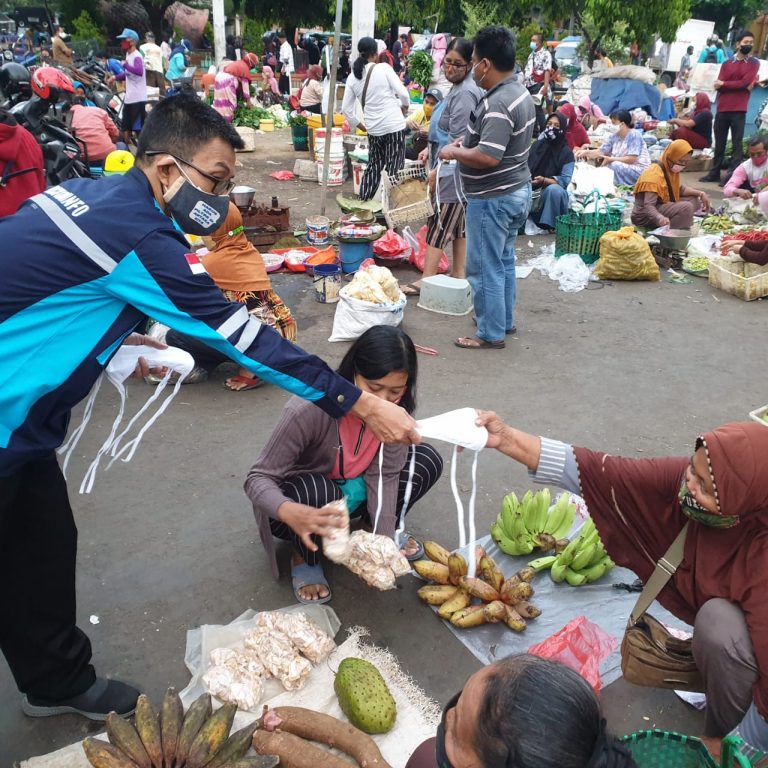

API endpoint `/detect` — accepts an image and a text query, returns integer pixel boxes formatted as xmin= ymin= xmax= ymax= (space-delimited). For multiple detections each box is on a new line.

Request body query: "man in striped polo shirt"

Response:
xmin=439 ymin=26 xmax=536 ymax=349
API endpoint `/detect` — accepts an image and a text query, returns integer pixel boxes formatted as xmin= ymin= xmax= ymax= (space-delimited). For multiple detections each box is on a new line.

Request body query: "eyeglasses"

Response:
xmin=750 ymin=150 xmax=767 ymax=158
xmin=145 ymin=150 xmax=235 ymax=195
xmin=442 ymin=59 xmax=469 ymax=70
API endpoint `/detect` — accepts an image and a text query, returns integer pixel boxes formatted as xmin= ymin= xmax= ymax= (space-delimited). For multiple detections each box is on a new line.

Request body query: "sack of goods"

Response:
xmin=594 ymin=227 xmax=660 ymax=281
xmin=329 ymin=265 xmax=406 ymax=342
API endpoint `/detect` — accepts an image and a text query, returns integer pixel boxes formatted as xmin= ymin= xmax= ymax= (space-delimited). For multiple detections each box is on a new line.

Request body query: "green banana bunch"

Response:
xmin=542 ymin=493 xmax=576 ymax=539
xmin=545 ymin=517 xmax=615 ymax=586
xmin=493 ymin=489 xmax=577 ymax=557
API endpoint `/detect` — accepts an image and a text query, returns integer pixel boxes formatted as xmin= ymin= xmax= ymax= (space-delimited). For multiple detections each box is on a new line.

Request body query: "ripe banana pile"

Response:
xmin=413 ymin=541 xmax=542 ymax=632
xmin=528 ymin=518 xmax=615 ymax=586
xmin=490 ymin=489 xmax=575 ymax=557
xmin=83 ymin=688 xmax=275 ymax=768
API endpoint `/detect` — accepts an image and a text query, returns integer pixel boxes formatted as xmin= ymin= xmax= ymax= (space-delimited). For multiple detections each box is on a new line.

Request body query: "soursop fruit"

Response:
xmin=334 ymin=657 xmax=396 ymax=734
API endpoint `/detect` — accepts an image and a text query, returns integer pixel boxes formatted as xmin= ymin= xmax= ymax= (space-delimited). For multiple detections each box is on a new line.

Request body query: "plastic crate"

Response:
xmin=708 ymin=260 xmax=768 ymax=301
xmin=381 ymin=165 xmax=433 ymax=229
xmin=622 ymin=730 xmax=751 ymax=768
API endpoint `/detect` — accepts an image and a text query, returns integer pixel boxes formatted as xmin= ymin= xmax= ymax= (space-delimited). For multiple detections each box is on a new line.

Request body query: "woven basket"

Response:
xmin=381 ymin=166 xmax=433 ymax=229
xmin=622 ymin=730 xmax=751 ymax=768
xmin=555 ymin=190 xmax=621 ymax=264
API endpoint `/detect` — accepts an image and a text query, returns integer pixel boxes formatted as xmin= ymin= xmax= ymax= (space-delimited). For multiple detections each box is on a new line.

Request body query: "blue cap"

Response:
xmin=116 ymin=28 xmax=139 ymax=43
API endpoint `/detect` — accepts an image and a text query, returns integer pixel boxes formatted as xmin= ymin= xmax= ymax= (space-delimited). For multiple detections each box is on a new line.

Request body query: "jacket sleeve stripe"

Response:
xmin=215 ymin=304 xmax=249 ymax=338
xmin=31 ymin=193 xmax=118 ymax=273
xmin=234 ymin=317 xmax=261 ymax=352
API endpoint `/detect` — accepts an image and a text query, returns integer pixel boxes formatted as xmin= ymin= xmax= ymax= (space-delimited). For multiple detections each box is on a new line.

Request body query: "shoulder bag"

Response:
xmin=360 ymin=62 xmax=376 ymax=110
xmin=620 ymin=523 xmax=705 ymax=692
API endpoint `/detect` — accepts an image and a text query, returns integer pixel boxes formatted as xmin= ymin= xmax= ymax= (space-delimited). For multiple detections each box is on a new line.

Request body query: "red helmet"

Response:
xmin=31 ymin=66 xmax=75 ymax=101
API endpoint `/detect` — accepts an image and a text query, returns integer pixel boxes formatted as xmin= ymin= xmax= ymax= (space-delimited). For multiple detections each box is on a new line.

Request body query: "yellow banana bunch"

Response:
xmin=416 ymin=542 xmax=543 ymax=632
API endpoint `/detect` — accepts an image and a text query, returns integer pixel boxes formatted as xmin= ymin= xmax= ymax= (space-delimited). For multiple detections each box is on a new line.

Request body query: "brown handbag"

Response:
xmin=620 ymin=523 xmax=705 ymax=692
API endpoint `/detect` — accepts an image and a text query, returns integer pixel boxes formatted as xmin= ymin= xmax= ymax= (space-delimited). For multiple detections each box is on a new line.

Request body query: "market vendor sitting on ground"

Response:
xmin=728 ymin=236 xmax=768 ymax=266
xmin=575 ymin=109 xmax=650 ymax=186
xmin=405 ymin=655 xmax=637 ymax=768
xmin=158 ymin=202 xmax=298 ymax=392
xmin=405 ymin=88 xmax=442 ymax=159
xmin=259 ymin=65 xmax=281 ymax=106
xmin=246 ymin=326 xmax=443 ymax=604
xmin=473 ymin=409 xmax=768 ymax=761
xmin=528 ymin=112 xmax=574 ymax=232
xmin=669 ymin=93 xmax=713 ymax=150
xmin=0 ymin=94 xmax=419 ymax=722
xmin=298 ymin=64 xmax=324 ymax=114
xmin=723 ymin=135 xmax=768 ymax=212
xmin=631 ymin=139 xmax=710 ymax=230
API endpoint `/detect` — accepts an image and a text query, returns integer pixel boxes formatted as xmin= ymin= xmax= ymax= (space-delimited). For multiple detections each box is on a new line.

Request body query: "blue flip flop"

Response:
xmin=291 ymin=561 xmax=332 ymax=605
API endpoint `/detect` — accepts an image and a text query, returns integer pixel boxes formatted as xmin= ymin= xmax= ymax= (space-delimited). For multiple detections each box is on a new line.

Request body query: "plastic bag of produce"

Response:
xmin=527 ymin=615 xmax=618 ymax=692
xmin=329 ymin=268 xmax=406 ymax=342
xmin=594 ymin=227 xmax=660 ymax=281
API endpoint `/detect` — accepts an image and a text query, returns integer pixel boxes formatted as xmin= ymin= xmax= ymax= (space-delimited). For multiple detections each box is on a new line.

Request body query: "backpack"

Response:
xmin=705 ymin=49 xmax=718 ymax=64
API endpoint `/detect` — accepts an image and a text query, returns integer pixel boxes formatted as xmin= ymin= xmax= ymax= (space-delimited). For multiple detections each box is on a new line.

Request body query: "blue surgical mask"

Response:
xmin=530 ymin=42 xmax=537 ymax=51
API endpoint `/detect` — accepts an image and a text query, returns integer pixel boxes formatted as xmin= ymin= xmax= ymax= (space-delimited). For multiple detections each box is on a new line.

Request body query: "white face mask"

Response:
xmin=58 ymin=344 xmax=194 ymax=493
xmin=416 ymin=408 xmax=488 ymax=574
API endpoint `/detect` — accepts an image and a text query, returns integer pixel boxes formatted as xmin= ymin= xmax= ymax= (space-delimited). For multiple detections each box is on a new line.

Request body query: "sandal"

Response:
xmin=401 ymin=283 xmax=421 ymax=296
xmin=398 ymin=533 xmax=425 ymax=561
xmin=291 ymin=561 xmax=332 ymax=605
xmin=454 ymin=336 xmax=505 ymax=350
xmin=224 ymin=374 xmax=264 ymax=392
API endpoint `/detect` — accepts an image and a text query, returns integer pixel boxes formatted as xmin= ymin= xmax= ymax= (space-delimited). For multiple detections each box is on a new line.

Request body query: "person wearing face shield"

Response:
xmin=0 ymin=95 xmax=420 ymax=724
xmin=406 ymin=654 xmax=637 ymax=768
xmin=700 ymin=30 xmax=760 ymax=185
xmin=631 ymin=139 xmax=710 ymax=229
xmin=467 ymin=411 xmax=768 ymax=764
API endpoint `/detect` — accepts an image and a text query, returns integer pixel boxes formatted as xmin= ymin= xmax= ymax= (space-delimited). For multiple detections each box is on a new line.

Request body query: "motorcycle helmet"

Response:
xmin=31 ymin=66 xmax=75 ymax=102
xmin=104 ymin=149 xmax=135 ymax=176
xmin=0 ymin=62 xmax=32 ymax=98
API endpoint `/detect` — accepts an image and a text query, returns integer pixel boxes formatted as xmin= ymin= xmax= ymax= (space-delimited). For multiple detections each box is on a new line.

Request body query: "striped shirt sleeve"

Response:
xmin=528 ymin=437 xmax=582 ymax=494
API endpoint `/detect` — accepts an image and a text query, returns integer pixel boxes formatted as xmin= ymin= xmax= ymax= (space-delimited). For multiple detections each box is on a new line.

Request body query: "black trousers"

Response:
xmin=527 ymin=83 xmax=547 ymax=134
xmin=712 ymin=111 xmax=746 ymax=175
xmin=166 ymin=328 xmax=233 ymax=372
xmin=0 ymin=456 xmax=95 ymax=698
xmin=359 ymin=130 xmax=406 ymax=201
xmin=269 ymin=443 xmax=443 ymax=565
xmin=278 ymin=73 xmax=290 ymax=96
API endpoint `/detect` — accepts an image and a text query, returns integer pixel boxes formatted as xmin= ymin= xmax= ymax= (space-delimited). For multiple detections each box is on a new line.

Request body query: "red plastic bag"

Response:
xmin=527 ymin=616 xmax=619 ymax=692
xmin=373 ymin=230 xmax=412 ymax=260
xmin=406 ymin=224 xmax=449 ymax=274
xmin=269 ymin=171 xmax=295 ymax=181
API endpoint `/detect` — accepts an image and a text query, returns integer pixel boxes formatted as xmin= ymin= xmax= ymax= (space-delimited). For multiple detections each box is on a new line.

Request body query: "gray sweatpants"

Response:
xmin=692 ymin=599 xmax=758 ymax=736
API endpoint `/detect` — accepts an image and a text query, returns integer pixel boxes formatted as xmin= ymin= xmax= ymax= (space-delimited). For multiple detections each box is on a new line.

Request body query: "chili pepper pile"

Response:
xmin=721 ymin=230 xmax=768 ymax=254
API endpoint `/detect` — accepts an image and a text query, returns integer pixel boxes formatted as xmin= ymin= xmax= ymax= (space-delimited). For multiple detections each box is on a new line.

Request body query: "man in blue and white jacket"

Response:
xmin=0 ymin=95 xmax=417 ymax=721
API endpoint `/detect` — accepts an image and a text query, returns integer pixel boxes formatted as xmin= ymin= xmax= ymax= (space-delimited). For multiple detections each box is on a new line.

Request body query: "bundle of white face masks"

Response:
xmin=416 ymin=407 xmax=488 ymax=575
xmin=58 ymin=344 xmax=195 ymax=493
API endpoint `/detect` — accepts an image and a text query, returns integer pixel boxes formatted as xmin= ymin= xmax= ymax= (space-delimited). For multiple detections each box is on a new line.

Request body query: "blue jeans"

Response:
xmin=465 ymin=184 xmax=531 ymax=343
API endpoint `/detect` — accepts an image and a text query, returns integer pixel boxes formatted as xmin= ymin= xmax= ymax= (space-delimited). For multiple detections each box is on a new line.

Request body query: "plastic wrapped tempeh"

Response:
xmin=341 ymin=530 xmax=411 ymax=590
xmin=245 ymin=629 xmax=312 ymax=690
xmin=202 ymin=647 xmax=265 ymax=710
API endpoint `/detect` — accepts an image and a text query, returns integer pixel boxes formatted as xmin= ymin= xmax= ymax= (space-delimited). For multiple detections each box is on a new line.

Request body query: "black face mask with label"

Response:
xmin=163 ymin=173 xmax=229 ymax=236
xmin=740 ymin=45 xmax=753 ymax=55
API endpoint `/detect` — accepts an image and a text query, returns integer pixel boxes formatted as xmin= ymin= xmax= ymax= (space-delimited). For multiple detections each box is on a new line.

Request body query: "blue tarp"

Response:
xmin=591 ymin=78 xmax=663 ymax=118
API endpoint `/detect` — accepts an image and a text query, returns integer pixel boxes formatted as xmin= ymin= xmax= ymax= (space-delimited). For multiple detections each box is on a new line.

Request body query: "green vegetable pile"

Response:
xmin=701 ymin=214 xmax=736 ymax=233
xmin=408 ymin=51 xmax=434 ymax=91
xmin=233 ymin=104 xmax=273 ymax=128
xmin=682 ymin=255 xmax=709 ymax=273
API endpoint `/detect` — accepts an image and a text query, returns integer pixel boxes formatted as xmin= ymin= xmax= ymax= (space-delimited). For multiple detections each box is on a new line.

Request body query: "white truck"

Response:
xmin=650 ymin=18 xmax=716 ymax=86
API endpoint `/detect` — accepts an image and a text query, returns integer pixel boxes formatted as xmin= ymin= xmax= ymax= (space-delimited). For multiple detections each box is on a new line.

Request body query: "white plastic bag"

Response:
xmin=328 ymin=286 xmax=406 ymax=342
xmin=571 ymin=162 xmax=616 ymax=197
xmin=549 ymin=253 xmax=591 ymax=292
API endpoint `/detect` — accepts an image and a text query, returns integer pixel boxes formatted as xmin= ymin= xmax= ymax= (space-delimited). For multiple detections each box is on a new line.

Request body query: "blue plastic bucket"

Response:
xmin=339 ymin=241 xmax=373 ymax=273
xmin=313 ymin=262 xmax=342 ymax=303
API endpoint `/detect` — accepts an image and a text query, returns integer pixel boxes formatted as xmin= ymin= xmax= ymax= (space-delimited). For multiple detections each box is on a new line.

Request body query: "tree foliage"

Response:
xmin=692 ymin=0 xmax=765 ymax=38
xmin=70 ymin=9 xmax=103 ymax=42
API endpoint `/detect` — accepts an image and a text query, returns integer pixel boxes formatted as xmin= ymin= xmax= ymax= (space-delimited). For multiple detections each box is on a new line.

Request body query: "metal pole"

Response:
xmin=319 ymin=0 xmax=344 ymax=216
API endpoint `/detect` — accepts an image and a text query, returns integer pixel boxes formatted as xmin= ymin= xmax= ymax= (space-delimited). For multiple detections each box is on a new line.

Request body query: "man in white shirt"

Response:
xmin=140 ymin=32 xmax=166 ymax=95
xmin=278 ymin=31 xmax=294 ymax=96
